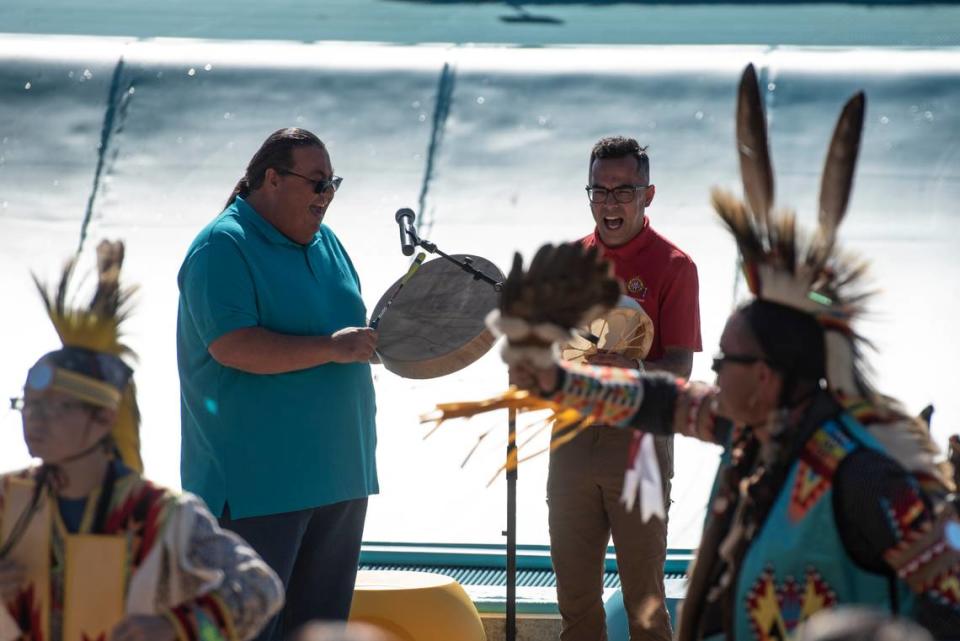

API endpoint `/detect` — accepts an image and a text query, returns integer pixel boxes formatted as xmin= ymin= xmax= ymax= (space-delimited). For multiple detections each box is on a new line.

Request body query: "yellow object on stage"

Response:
xmin=350 ymin=570 xmax=486 ymax=641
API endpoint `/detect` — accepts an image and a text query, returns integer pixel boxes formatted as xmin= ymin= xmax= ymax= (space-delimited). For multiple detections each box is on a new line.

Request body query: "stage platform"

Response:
xmin=359 ymin=542 xmax=691 ymax=640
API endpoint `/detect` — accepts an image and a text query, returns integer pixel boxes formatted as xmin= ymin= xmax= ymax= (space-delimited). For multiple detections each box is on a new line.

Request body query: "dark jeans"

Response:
xmin=220 ymin=498 xmax=368 ymax=641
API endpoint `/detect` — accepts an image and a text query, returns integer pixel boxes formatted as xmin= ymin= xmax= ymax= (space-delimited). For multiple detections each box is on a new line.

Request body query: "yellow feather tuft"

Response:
xmin=32 ymin=240 xmax=137 ymax=359
xmin=32 ymin=240 xmax=142 ymax=473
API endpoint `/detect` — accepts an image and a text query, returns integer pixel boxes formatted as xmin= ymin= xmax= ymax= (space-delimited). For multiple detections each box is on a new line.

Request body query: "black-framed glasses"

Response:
xmin=711 ymin=352 xmax=767 ymax=374
xmin=585 ymin=184 xmax=649 ymax=205
xmin=278 ymin=169 xmax=343 ymax=196
xmin=10 ymin=396 xmax=90 ymax=419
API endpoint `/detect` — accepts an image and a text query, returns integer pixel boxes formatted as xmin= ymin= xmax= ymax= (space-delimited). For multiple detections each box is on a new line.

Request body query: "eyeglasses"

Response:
xmin=10 ymin=397 xmax=90 ymax=419
xmin=711 ymin=352 xmax=767 ymax=374
xmin=278 ymin=169 xmax=343 ymax=196
xmin=585 ymin=184 xmax=649 ymax=205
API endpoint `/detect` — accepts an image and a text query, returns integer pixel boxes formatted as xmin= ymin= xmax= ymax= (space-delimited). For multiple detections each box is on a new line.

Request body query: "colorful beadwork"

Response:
xmin=788 ymin=423 xmax=857 ymax=522
xmin=745 ymin=566 xmax=838 ymax=641
xmin=884 ymin=508 xmax=960 ymax=613
xmin=549 ymin=362 xmax=643 ymax=428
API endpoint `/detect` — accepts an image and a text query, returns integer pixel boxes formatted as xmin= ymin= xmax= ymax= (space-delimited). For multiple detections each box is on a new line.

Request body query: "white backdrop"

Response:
xmin=1 ymin=37 xmax=958 ymax=549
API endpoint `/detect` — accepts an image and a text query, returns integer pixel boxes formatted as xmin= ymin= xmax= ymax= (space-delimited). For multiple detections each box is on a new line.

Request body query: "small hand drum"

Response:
xmin=561 ymin=295 xmax=654 ymax=364
xmin=372 ymin=255 xmax=504 ymax=379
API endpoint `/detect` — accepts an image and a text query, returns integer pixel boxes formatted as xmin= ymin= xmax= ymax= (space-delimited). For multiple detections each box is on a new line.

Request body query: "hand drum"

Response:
xmin=372 ymin=255 xmax=504 ymax=379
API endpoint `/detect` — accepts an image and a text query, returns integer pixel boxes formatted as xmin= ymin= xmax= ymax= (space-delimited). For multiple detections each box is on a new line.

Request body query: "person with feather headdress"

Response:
xmin=0 ymin=241 xmax=283 ymax=641
xmin=429 ymin=65 xmax=960 ymax=640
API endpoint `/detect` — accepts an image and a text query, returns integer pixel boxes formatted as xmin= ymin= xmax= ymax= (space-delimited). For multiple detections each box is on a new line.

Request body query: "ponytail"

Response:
xmin=224 ymin=176 xmax=251 ymax=208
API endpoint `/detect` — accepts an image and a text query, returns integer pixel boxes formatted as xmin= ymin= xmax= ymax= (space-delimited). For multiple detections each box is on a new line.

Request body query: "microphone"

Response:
xmin=395 ymin=208 xmax=417 ymax=256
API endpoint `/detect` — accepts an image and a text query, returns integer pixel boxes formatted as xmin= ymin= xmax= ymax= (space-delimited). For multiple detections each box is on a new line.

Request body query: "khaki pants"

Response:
xmin=548 ymin=426 xmax=674 ymax=641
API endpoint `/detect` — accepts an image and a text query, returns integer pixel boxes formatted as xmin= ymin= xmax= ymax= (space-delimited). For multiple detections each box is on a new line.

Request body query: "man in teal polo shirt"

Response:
xmin=177 ymin=128 xmax=378 ymax=641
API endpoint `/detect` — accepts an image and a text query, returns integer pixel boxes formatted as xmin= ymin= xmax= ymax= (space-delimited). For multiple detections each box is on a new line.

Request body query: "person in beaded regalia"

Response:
xmin=430 ymin=65 xmax=960 ymax=640
xmin=0 ymin=240 xmax=283 ymax=641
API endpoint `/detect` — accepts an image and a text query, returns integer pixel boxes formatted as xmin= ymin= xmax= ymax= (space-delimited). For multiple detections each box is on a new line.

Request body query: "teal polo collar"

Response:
xmin=234 ymin=195 xmax=319 ymax=247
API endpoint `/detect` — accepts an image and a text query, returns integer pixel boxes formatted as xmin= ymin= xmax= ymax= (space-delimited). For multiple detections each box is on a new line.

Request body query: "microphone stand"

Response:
xmin=411 ymin=233 xmax=503 ymax=292
xmin=506 ymin=407 xmax=518 ymax=641
xmin=406 ymin=227 xmax=517 ymax=641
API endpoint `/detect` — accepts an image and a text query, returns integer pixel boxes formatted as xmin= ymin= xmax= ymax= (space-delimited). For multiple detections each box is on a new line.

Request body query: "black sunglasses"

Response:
xmin=711 ymin=351 xmax=767 ymax=374
xmin=278 ymin=169 xmax=343 ymax=195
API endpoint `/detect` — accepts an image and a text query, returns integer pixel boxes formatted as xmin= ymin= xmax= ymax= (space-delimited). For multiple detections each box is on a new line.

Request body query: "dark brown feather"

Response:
xmin=736 ymin=64 xmax=775 ymax=222
xmin=500 ymin=243 xmax=620 ymax=332
xmin=818 ymin=92 xmax=866 ymax=252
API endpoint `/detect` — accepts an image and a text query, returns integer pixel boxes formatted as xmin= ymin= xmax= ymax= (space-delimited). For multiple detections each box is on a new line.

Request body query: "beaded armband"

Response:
xmin=679 ymin=381 xmax=720 ymax=441
xmin=548 ymin=361 xmax=644 ymax=428
xmin=884 ymin=505 xmax=960 ymax=612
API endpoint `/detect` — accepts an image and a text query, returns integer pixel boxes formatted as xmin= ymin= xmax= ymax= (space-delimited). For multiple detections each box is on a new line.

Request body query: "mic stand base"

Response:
xmin=505 ymin=408 xmax=517 ymax=641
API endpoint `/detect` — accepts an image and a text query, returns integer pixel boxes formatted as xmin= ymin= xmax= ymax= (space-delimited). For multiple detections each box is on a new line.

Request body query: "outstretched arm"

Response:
xmin=497 ymin=242 xmax=720 ymax=444
xmin=510 ymin=360 xmax=723 ymax=444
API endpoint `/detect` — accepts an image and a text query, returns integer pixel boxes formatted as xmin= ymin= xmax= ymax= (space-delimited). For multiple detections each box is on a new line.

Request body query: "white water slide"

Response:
xmin=1 ymin=35 xmax=958 ymax=549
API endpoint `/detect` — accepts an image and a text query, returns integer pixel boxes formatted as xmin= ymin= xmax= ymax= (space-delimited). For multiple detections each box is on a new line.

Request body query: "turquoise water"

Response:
xmin=1 ymin=1 xmax=959 ymax=46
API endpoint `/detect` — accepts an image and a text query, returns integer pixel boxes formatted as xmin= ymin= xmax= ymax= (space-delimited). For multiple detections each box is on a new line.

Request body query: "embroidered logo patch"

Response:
xmin=788 ymin=424 xmax=857 ymax=522
xmin=626 ymin=276 xmax=648 ymax=301
xmin=746 ymin=566 xmax=838 ymax=640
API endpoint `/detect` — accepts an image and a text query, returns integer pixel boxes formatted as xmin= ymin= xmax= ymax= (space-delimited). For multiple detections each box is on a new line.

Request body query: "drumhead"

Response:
xmin=372 ymin=255 xmax=504 ymax=379
xmin=561 ymin=295 xmax=654 ymax=364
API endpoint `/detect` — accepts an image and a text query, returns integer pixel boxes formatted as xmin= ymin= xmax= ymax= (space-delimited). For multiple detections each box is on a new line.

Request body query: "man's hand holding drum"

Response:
xmin=330 ymin=326 xmax=378 ymax=363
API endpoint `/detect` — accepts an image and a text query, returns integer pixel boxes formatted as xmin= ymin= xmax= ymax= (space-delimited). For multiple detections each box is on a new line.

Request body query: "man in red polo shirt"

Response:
xmin=548 ymin=136 xmax=701 ymax=641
